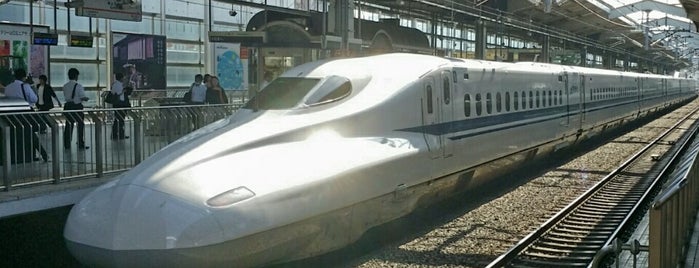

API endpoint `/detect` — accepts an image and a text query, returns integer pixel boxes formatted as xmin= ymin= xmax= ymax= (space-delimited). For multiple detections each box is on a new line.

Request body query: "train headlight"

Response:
xmin=206 ymin=186 xmax=255 ymax=207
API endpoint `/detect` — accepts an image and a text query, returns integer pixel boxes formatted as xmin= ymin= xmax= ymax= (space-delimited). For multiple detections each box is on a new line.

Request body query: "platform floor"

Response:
xmin=617 ymin=209 xmax=699 ymax=268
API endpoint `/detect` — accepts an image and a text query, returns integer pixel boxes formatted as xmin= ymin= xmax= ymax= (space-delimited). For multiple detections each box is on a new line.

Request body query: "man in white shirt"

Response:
xmin=62 ymin=68 xmax=90 ymax=150
xmin=4 ymin=69 xmax=38 ymax=105
xmin=190 ymin=74 xmax=207 ymax=104
xmin=110 ymin=73 xmax=129 ymax=140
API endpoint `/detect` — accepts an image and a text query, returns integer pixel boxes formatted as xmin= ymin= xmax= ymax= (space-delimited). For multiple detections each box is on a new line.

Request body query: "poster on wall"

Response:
xmin=0 ymin=23 xmax=49 ymax=87
xmin=111 ymin=32 xmax=166 ymax=90
xmin=213 ymin=43 xmax=248 ymax=91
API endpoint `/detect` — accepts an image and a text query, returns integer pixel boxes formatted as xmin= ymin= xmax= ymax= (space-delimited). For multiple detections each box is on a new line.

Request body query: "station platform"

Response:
xmin=616 ymin=196 xmax=699 ymax=268
xmin=0 ymin=173 xmax=117 ymax=218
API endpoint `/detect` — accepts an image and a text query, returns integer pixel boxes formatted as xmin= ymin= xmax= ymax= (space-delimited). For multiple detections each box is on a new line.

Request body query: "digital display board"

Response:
xmin=69 ymin=34 xmax=93 ymax=47
xmin=32 ymin=32 xmax=58 ymax=46
xmin=209 ymin=31 xmax=266 ymax=45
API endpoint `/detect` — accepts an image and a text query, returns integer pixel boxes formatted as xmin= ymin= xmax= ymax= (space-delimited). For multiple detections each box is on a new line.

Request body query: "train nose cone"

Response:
xmin=64 ymin=182 xmax=223 ymax=267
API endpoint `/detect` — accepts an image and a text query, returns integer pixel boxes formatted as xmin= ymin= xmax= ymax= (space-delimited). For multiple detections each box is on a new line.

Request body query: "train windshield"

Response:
xmin=244 ymin=78 xmax=321 ymax=110
xmin=244 ymin=76 xmax=352 ymax=110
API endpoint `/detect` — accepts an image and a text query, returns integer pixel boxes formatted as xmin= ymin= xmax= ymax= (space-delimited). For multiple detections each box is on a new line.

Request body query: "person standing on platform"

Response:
xmin=36 ymin=75 xmax=61 ymax=111
xmin=190 ymin=74 xmax=207 ymax=104
xmin=36 ymin=75 xmax=61 ymax=133
xmin=5 ymin=69 xmax=38 ymax=105
xmin=123 ymin=63 xmax=139 ymax=91
xmin=5 ymin=69 xmax=47 ymax=161
xmin=63 ymin=68 xmax=89 ymax=150
xmin=110 ymin=73 xmax=130 ymax=140
xmin=206 ymin=76 xmax=228 ymax=104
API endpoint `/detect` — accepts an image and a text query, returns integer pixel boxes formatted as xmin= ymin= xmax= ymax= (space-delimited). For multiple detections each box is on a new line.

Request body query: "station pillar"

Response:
xmin=540 ymin=35 xmax=550 ymax=63
xmin=475 ymin=19 xmax=486 ymax=60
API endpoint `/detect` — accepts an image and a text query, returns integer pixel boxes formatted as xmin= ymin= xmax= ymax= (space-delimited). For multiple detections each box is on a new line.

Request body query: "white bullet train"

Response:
xmin=64 ymin=53 xmax=696 ymax=267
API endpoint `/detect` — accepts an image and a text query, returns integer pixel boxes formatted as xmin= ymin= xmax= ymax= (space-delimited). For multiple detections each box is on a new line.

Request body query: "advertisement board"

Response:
xmin=112 ymin=32 xmax=166 ymax=90
xmin=0 ymin=23 xmax=49 ymax=87
xmin=213 ymin=43 xmax=248 ymax=91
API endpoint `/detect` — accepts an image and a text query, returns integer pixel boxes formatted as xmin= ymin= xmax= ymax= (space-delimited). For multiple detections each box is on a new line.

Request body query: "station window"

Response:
xmin=553 ymin=90 xmax=558 ymax=106
xmin=548 ymin=91 xmax=552 ymax=106
xmin=529 ymin=91 xmax=534 ymax=109
xmin=496 ymin=92 xmax=502 ymax=113
xmin=443 ymin=77 xmax=451 ymax=105
xmin=486 ymin=93 xmax=492 ymax=114
xmin=426 ymin=85 xmax=433 ymax=114
xmin=522 ymin=91 xmax=527 ymax=109
xmin=505 ymin=92 xmax=511 ymax=112
xmin=536 ymin=91 xmax=540 ymax=108
xmin=464 ymin=94 xmax=471 ymax=117
xmin=475 ymin=93 xmax=482 ymax=116
xmin=514 ymin=91 xmax=519 ymax=110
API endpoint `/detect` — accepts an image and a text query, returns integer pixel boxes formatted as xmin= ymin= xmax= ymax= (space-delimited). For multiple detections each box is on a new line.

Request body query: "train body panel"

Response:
xmin=65 ymin=53 xmax=697 ymax=267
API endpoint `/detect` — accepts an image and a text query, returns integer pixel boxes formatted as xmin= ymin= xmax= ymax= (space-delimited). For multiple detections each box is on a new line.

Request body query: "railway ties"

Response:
xmin=486 ymin=106 xmax=699 ymax=268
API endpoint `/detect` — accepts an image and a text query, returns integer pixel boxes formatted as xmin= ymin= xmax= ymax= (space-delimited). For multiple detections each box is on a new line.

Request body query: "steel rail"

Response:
xmin=486 ymin=105 xmax=699 ymax=268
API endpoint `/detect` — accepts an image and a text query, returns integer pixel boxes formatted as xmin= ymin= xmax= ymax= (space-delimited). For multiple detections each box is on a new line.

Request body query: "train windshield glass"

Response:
xmin=303 ymin=76 xmax=352 ymax=106
xmin=244 ymin=78 xmax=321 ymax=110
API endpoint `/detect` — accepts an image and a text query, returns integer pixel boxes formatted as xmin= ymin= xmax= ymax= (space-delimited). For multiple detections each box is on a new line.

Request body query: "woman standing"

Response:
xmin=206 ymin=76 xmax=228 ymax=104
xmin=36 ymin=75 xmax=61 ymax=134
xmin=36 ymin=75 xmax=61 ymax=111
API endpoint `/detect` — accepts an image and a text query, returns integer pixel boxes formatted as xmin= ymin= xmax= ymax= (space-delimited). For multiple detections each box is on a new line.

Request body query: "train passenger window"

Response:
xmin=464 ymin=94 xmax=471 ymax=117
xmin=486 ymin=93 xmax=492 ymax=114
xmin=453 ymin=71 xmax=458 ymax=83
xmin=536 ymin=91 xmax=540 ymax=108
xmin=475 ymin=93 xmax=482 ymax=116
xmin=558 ymin=75 xmax=563 ymax=82
xmin=514 ymin=91 xmax=519 ymax=110
xmin=304 ymin=76 xmax=353 ymax=106
xmin=548 ymin=91 xmax=552 ymax=106
xmin=496 ymin=93 xmax=502 ymax=113
xmin=505 ymin=92 xmax=511 ymax=112
xmin=243 ymin=77 xmax=321 ymax=110
xmin=529 ymin=91 xmax=534 ymax=109
xmin=464 ymin=73 xmax=469 ymax=80
xmin=443 ymin=77 xmax=451 ymax=104
xmin=522 ymin=91 xmax=527 ymax=109
xmin=426 ymin=85 xmax=433 ymax=114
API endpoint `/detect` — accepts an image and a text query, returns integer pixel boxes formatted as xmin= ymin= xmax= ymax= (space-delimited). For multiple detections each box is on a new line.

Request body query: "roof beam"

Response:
xmin=608 ymin=0 xmax=686 ymax=19
xmin=645 ymin=17 xmax=696 ymax=31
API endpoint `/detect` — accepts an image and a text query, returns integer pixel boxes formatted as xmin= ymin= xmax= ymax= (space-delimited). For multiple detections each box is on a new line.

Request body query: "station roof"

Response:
xmin=508 ymin=0 xmax=696 ymax=66
xmin=365 ymin=0 xmax=697 ymax=68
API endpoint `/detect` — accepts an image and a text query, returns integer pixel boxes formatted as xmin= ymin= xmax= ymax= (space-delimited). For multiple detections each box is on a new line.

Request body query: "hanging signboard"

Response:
xmin=75 ymin=0 xmax=143 ymax=22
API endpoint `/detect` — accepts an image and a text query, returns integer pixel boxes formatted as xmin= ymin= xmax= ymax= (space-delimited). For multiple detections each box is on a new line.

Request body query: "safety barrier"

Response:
xmin=649 ymin=133 xmax=699 ymax=267
xmin=0 ymin=104 xmax=240 ymax=191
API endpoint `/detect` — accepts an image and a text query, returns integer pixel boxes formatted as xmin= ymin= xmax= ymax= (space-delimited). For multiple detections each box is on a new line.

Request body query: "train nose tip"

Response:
xmin=64 ymin=183 xmax=223 ymax=267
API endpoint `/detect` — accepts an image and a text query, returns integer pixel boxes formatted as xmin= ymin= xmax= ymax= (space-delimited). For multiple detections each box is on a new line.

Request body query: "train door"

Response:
xmin=562 ymin=72 xmax=570 ymax=127
xmin=423 ymin=76 xmax=441 ymax=159
xmin=637 ymin=77 xmax=643 ymax=112
xmin=439 ymin=70 xmax=454 ymax=158
xmin=565 ymin=72 xmax=583 ymax=130
xmin=579 ymin=74 xmax=586 ymax=124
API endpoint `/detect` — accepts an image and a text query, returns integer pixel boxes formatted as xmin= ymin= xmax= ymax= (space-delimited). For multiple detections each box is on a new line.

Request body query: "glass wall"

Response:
xmin=0 ymin=0 xmax=265 ymax=92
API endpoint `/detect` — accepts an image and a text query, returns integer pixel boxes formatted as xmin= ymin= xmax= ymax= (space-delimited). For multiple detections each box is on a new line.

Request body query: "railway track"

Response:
xmin=485 ymin=106 xmax=699 ymax=268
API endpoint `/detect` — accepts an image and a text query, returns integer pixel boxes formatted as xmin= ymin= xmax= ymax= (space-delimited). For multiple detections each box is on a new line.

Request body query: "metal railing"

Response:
xmin=649 ymin=133 xmax=699 ymax=268
xmin=0 ymin=104 xmax=240 ymax=191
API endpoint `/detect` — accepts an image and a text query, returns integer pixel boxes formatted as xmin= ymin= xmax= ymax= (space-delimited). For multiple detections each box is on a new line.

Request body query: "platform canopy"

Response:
xmin=507 ymin=0 xmax=697 ymax=67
